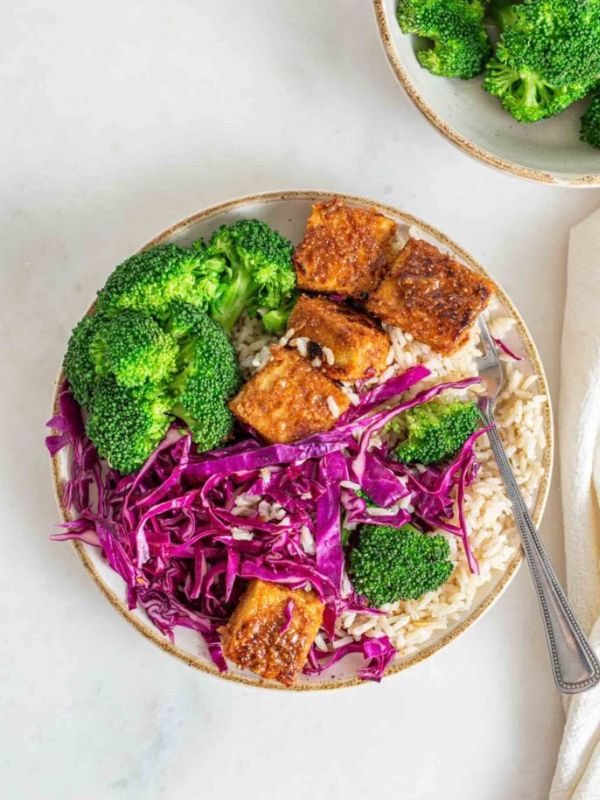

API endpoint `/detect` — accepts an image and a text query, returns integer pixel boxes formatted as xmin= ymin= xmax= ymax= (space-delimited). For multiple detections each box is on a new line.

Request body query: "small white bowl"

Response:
xmin=374 ymin=0 xmax=600 ymax=186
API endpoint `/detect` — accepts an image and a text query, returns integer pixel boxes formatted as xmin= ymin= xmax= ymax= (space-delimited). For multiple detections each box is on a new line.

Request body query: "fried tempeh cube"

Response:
xmin=229 ymin=346 xmax=350 ymax=443
xmin=366 ymin=238 xmax=494 ymax=355
xmin=221 ymin=580 xmax=324 ymax=686
xmin=293 ymin=198 xmax=397 ymax=298
xmin=287 ymin=294 xmax=390 ymax=381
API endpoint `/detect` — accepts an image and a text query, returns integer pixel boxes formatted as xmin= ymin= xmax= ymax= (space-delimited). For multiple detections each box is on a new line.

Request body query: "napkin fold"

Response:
xmin=550 ymin=209 xmax=600 ymax=800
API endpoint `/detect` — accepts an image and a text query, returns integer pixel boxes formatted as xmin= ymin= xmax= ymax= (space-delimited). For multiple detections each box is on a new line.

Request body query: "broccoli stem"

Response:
xmin=212 ymin=262 xmax=252 ymax=333
xmin=171 ymin=402 xmax=194 ymax=428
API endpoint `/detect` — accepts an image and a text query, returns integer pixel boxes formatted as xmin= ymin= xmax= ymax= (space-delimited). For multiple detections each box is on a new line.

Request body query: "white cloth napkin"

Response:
xmin=550 ymin=208 xmax=600 ymax=800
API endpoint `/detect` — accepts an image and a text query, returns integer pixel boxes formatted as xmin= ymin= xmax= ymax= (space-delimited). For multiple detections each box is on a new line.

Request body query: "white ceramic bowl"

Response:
xmin=374 ymin=0 xmax=600 ymax=186
xmin=50 ymin=191 xmax=553 ymax=690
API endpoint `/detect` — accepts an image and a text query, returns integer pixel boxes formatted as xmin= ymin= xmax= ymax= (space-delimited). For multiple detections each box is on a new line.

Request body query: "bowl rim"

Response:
xmin=372 ymin=0 xmax=600 ymax=188
xmin=49 ymin=188 xmax=554 ymax=691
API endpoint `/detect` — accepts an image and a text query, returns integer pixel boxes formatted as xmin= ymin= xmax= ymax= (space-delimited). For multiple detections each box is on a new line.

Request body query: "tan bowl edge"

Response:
xmin=373 ymin=0 xmax=600 ymax=188
xmin=49 ymin=189 xmax=554 ymax=691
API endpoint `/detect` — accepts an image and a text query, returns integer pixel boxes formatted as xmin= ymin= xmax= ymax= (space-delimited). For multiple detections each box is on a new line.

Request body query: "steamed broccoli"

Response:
xmin=260 ymin=290 xmax=299 ymax=334
xmin=172 ymin=398 xmax=235 ymax=453
xmin=63 ymin=220 xmax=295 ymax=471
xmin=396 ymin=0 xmax=492 ymax=79
xmin=581 ymin=93 xmax=600 ymax=148
xmin=89 ymin=310 xmax=178 ymax=388
xmin=167 ymin=304 xmax=241 ymax=450
xmin=349 ymin=523 xmax=454 ymax=606
xmin=86 ymin=377 xmax=172 ymax=475
xmin=64 ymin=314 xmax=108 ymax=409
xmin=483 ymin=0 xmax=600 ymax=123
xmin=96 ymin=227 xmax=295 ymax=335
xmin=96 ymin=244 xmax=211 ymax=317
xmin=486 ymin=0 xmax=519 ymax=30
xmin=205 ymin=219 xmax=296 ymax=333
xmin=64 ymin=301 xmax=242 ymax=472
xmin=388 ymin=399 xmax=480 ymax=465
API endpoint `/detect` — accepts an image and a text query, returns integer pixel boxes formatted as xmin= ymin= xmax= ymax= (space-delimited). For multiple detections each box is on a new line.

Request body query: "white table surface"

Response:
xmin=2 ymin=2 xmax=599 ymax=798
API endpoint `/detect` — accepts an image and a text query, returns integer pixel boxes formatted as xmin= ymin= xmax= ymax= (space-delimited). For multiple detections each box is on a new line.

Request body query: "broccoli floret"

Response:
xmin=96 ymin=245 xmax=211 ymax=317
xmin=397 ymin=0 xmax=492 ymax=79
xmin=64 ymin=223 xmax=296 ymax=467
xmin=95 ymin=225 xmax=294 ymax=334
xmin=260 ymin=290 xmax=299 ymax=334
xmin=64 ymin=314 xmax=105 ymax=408
xmin=389 ymin=399 xmax=480 ymax=465
xmin=581 ymin=93 xmax=600 ymax=148
xmin=86 ymin=377 xmax=172 ymax=474
xmin=349 ymin=523 xmax=454 ymax=606
xmin=63 ymin=301 xmax=242 ymax=465
xmin=483 ymin=61 xmax=588 ymax=123
xmin=172 ymin=397 xmax=235 ymax=452
xmin=206 ymin=219 xmax=296 ymax=333
xmin=168 ymin=302 xmax=241 ymax=398
xmin=168 ymin=304 xmax=241 ymax=451
xmin=486 ymin=0 xmax=519 ymax=30
xmin=89 ymin=311 xmax=178 ymax=388
xmin=189 ymin=239 xmax=231 ymax=310
xmin=483 ymin=0 xmax=600 ymax=123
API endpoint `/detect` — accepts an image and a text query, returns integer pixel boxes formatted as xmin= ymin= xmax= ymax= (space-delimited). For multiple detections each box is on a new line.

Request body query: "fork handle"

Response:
xmin=481 ymin=405 xmax=600 ymax=693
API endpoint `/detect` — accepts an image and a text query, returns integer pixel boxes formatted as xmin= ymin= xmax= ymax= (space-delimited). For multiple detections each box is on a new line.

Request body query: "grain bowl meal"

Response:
xmin=47 ymin=198 xmax=548 ymax=687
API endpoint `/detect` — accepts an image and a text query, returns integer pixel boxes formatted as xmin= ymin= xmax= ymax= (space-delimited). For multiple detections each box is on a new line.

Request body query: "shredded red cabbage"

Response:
xmin=315 ymin=451 xmax=348 ymax=592
xmin=339 ymin=364 xmax=430 ymax=424
xmin=48 ymin=364 xmax=486 ymax=684
xmin=305 ymin=634 xmax=397 ymax=682
xmin=493 ymin=336 xmax=524 ymax=362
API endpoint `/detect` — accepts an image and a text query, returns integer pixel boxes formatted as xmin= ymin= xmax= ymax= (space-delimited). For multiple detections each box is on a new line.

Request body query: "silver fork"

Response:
xmin=476 ymin=317 xmax=600 ymax=694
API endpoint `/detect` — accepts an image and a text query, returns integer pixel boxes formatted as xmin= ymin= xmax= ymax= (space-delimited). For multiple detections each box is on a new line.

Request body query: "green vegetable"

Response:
xmin=483 ymin=0 xmax=600 ymax=123
xmin=355 ymin=488 xmax=377 ymax=507
xmin=63 ymin=314 xmax=104 ymax=409
xmin=396 ymin=0 xmax=492 ymax=79
xmin=168 ymin=304 xmax=241 ymax=451
xmin=349 ymin=523 xmax=454 ymax=606
xmin=581 ymin=93 xmax=600 ymax=148
xmin=64 ymin=219 xmax=294 ymax=472
xmin=96 ymin=244 xmax=211 ymax=317
xmin=388 ymin=399 xmax=480 ymax=465
xmin=485 ymin=0 xmax=519 ymax=31
xmin=206 ymin=219 xmax=296 ymax=333
xmin=64 ymin=303 xmax=241 ymax=473
xmin=260 ymin=290 xmax=299 ymax=334
xmin=89 ymin=310 xmax=178 ymax=388
xmin=96 ymin=224 xmax=295 ymax=334
xmin=86 ymin=377 xmax=172 ymax=476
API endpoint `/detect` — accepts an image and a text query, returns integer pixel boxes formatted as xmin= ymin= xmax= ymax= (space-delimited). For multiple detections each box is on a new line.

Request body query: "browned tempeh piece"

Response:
xmin=221 ymin=580 xmax=324 ymax=686
xmin=367 ymin=238 xmax=494 ymax=354
xmin=288 ymin=294 xmax=390 ymax=381
xmin=293 ymin=198 xmax=396 ymax=298
xmin=229 ymin=346 xmax=350 ymax=444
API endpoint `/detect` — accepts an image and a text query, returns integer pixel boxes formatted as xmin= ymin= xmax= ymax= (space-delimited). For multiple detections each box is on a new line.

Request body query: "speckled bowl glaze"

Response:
xmin=374 ymin=0 xmax=600 ymax=187
xmin=49 ymin=191 xmax=554 ymax=690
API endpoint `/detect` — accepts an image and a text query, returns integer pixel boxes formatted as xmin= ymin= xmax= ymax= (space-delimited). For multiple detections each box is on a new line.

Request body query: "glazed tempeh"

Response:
xmin=293 ymin=198 xmax=396 ymax=298
xmin=229 ymin=346 xmax=350 ymax=443
xmin=288 ymin=294 xmax=390 ymax=381
xmin=221 ymin=580 xmax=324 ymax=686
xmin=367 ymin=238 xmax=494 ymax=354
